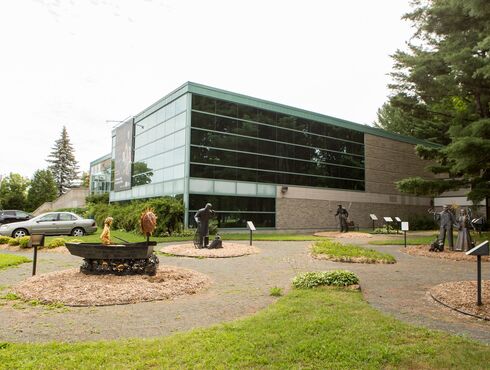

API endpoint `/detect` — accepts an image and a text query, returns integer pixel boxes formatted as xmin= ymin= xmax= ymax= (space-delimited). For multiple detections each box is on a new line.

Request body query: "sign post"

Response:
xmin=369 ymin=214 xmax=378 ymax=231
xmin=466 ymin=240 xmax=489 ymax=306
xmin=401 ymin=222 xmax=409 ymax=248
xmin=28 ymin=234 xmax=45 ymax=276
xmin=395 ymin=217 xmax=402 ymax=234
xmin=246 ymin=221 xmax=256 ymax=246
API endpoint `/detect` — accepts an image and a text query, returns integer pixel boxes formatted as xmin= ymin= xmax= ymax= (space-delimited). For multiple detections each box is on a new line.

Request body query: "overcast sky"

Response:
xmin=0 ymin=0 xmax=414 ymax=179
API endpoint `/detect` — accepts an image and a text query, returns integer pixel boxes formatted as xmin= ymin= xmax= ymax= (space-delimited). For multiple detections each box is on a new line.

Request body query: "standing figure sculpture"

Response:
xmin=434 ymin=205 xmax=456 ymax=251
xmin=335 ymin=204 xmax=349 ymax=233
xmin=100 ymin=217 xmax=114 ymax=245
xmin=454 ymin=208 xmax=473 ymax=252
xmin=194 ymin=203 xmax=215 ymax=248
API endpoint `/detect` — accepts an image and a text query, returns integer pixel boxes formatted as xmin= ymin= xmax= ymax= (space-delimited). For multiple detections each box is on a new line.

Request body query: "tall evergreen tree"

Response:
xmin=47 ymin=126 xmax=79 ymax=196
xmin=0 ymin=173 xmax=29 ymax=210
xmin=26 ymin=169 xmax=58 ymax=212
xmin=376 ymin=0 xmax=490 ymax=203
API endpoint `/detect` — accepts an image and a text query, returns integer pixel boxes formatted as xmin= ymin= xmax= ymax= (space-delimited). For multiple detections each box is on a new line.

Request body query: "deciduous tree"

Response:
xmin=26 ymin=169 xmax=57 ymax=211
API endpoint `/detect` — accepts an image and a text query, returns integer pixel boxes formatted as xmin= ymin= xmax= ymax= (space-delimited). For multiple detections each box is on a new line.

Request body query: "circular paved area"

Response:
xmin=0 ymin=236 xmax=489 ymax=343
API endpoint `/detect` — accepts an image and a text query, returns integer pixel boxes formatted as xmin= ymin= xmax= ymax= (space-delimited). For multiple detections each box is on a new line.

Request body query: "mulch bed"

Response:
xmin=13 ymin=266 xmax=210 ymax=306
xmin=404 ymin=245 xmax=490 ymax=262
xmin=314 ymin=231 xmax=373 ymax=239
xmin=0 ymin=244 xmax=69 ymax=253
xmin=161 ymin=243 xmax=260 ymax=258
xmin=430 ymin=281 xmax=490 ymax=320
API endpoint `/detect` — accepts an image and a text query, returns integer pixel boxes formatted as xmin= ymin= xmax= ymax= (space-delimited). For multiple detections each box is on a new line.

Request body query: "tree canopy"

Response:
xmin=0 ymin=173 xmax=29 ymax=210
xmin=47 ymin=126 xmax=79 ymax=196
xmin=376 ymin=0 xmax=490 ymax=203
xmin=26 ymin=169 xmax=58 ymax=212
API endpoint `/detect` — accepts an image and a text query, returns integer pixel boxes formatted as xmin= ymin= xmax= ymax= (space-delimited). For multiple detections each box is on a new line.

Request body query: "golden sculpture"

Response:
xmin=140 ymin=208 xmax=157 ymax=237
xmin=100 ymin=217 xmax=114 ymax=245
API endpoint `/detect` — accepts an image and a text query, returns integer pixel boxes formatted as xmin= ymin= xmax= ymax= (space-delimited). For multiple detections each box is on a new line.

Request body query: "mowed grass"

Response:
xmin=312 ymin=240 xmax=396 ymax=263
xmin=1 ymin=288 xmax=489 ymax=369
xmin=0 ymin=253 xmax=30 ymax=270
xmin=369 ymin=231 xmax=490 ymax=246
xmin=44 ymin=230 xmax=327 ymax=245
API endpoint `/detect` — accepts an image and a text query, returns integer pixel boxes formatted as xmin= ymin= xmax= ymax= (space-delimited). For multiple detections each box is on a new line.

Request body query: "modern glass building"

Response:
xmin=90 ymin=82 xmax=436 ymax=229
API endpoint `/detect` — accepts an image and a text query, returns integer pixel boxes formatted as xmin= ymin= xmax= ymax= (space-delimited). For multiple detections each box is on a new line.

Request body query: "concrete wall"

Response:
xmin=33 ymin=188 xmax=89 ymax=216
xmin=275 ymin=134 xmax=434 ymax=229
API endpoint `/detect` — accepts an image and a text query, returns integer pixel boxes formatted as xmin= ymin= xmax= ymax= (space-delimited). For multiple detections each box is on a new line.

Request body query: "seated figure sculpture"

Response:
xmin=100 ymin=216 xmax=114 ymax=245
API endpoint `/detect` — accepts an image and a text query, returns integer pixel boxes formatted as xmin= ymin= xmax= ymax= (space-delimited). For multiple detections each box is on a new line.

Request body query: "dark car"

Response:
xmin=0 ymin=210 xmax=33 ymax=225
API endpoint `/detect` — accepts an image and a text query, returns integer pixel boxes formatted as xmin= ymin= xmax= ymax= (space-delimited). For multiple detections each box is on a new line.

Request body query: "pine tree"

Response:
xmin=47 ymin=126 xmax=79 ymax=196
xmin=376 ymin=0 xmax=490 ymax=203
xmin=26 ymin=169 xmax=58 ymax=211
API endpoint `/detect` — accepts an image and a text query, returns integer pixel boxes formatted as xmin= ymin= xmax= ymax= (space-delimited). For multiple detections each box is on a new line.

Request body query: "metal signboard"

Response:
xmin=247 ymin=221 xmax=256 ymax=231
xmin=395 ymin=217 xmax=402 ymax=222
xmin=369 ymin=214 xmax=378 ymax=221
xmin=401 ymin=222 xmax=409 ymax=231
xmin=383 ymin=217 xmax=393 ymax=222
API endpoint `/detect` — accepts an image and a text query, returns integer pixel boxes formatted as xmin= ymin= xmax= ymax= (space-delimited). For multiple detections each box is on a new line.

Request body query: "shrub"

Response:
xmin=269 ymin=287 xmax=283 ymax=297
xmin=8 ymin=238 xmax=19 ymax=246
xmin=171 ymin=229 xmax=195 ymax=237
xmin=407 ymin=214 xmax=437 ymax=231
xmin=46 ymin=238 xmax=66 ymax=248
xmin=18 ymin=236 xmax=31 ymax=248
xmin=85 ymin=193 xmax=109 ymax=204
xmin=292 ymin=270 xmax=359 ymax=289
xmin=0 ymin=236 xmax=12 ymax=245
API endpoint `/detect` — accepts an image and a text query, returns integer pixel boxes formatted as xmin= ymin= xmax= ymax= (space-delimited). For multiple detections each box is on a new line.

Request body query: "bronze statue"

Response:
xmin=454 ymin=208 xmax=473 ymax=252
xmin=194 ymin=203 xmax=215 ymax=248
xmin=335 ymin=204 xmax=349 ymax=233
xmin=100 ymin=217 xmax=114 ymax=245
xmin=433 ymin=205 xmax=456 ymax=251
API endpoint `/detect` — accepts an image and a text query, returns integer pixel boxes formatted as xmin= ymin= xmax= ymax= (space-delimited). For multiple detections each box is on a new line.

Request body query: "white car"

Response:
xmin=0 ymin=212 xmax=97 ymax=238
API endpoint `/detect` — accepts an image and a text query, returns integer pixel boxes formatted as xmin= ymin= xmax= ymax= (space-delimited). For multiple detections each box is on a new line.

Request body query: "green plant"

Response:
xmin=1 ymin=292 xmax=20 ymax=300
xmin=269 ymin=287 xmax=283 ymax=297
xmin=171 ymin=229 xmax=195 ymax=237
xmin=46 ymin=238 xmax=66 ymax=248
xmin=0 ymin=236 xmax=12 ymax=244
xmin=7 ymin=238 xmax=19 ymax=246
xmin=18 ymin=236 xmax=31 ymax=248
xmin=292 ymin=270 xmax=359 ymax=289
xmin=312 ymin=240 xmax=396 ymax=264
xmin=407 ymin=214 xmax=437 ymax=231
xmin=85 ymin=192 xmax=109 ymax=204
xmin=67 ymin=239 xmax=83 ymax=243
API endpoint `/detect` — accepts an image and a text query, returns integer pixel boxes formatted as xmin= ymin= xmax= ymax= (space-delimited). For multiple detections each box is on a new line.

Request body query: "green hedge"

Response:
xmin=292 ymin=270 xmax=359 ymax=289
xmin=86 ymin=197 xmax=184 ymax=236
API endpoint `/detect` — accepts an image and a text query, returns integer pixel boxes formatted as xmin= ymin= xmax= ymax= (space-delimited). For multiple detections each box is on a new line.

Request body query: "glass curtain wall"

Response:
xmin=190 ymin=95 xmax=365 ymax=190
xmin=89 ymin=157 xmax=112 ymax=194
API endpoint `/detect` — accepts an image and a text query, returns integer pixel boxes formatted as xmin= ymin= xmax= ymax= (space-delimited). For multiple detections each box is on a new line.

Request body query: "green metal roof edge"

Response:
xmin=128 ymin=81 xmax=439 ymax=147
xmin=90 ymin=153 xmax=112 ymax=167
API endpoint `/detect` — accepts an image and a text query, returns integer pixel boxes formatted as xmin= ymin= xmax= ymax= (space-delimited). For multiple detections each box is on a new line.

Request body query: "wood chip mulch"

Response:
xmin=404 ymin=245 xmax=490 ymax=262
xmin=13 ymin=266 xmax=210 ymax=306
xmin=0 ymin=244 xmax=69 ymax=253
xmin=161 ymin=243 xmax=260 ymax=258
xmin=430 ymin=281 xmax=490 ymax=320
xmin=314 ymin=231 xmax=373 ymax=239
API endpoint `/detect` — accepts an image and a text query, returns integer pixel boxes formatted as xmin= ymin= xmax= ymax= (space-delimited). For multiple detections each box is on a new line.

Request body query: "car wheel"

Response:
xmin=71 ymin=227 xmax=85 ymax=237
xmin=12 ymin=229 xmax=29 ymax=238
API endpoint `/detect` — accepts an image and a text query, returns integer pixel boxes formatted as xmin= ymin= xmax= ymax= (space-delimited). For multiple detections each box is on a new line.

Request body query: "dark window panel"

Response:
xmin=192 ymin=111 xmax=215 ymax=130
xmin=216 ymin=100 xmax=237 ymax=118
xmin=192 ymin=95 xmax=216 ymax=114
xmin=256 ymin=109 xmax=276 ymax=125
xmin=237 ymin=104 xmax=257 ymax=121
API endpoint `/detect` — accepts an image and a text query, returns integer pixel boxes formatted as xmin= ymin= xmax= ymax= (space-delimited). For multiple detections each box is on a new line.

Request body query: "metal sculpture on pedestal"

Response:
xmin=65 ymin=210 xmax=159 ymax=276
xmin=335 ymin=204 xmax=349 ymax=233
xmin=193 ymin=203 xmax=218 ymax=248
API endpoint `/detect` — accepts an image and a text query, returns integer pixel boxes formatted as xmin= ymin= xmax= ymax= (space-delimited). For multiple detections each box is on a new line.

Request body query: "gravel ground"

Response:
xmin=0 ymin=237 xmax=489 ymax=343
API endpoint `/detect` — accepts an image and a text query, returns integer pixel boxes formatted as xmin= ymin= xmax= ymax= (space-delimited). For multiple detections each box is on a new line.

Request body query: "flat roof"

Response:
xmin=132 ymin=81 xmax=439 ymax=147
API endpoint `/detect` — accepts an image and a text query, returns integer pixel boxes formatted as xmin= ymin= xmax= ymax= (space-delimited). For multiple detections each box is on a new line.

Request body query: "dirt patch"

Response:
xmin=0 ymin=244 xmax=69 ymax=253
xmin=314 ymin=231 xmax=373 ymax=239
xmin=404 ymin=245 xmax=490 ymax=262
xmin=13 ymin=266 xmax=210 ymax=306
xmin=430 ymin=281 xmax=490 ymax=320
xmin=161 ymin=243 xmax=260 ymax=258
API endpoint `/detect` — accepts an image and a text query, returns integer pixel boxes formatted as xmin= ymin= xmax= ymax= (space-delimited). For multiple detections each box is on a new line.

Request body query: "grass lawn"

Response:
xmin=369 ymin=231 xmax=489 ymax=246
xmin=312 ymin=240 xmax=396 ymax=263
xmin=0 ymin=253 xmax=30 ymax=270
xmin=44 ymin=230 xmax=328 ymax=245
xmin=1 ymin=287 xmax=489 ymax=369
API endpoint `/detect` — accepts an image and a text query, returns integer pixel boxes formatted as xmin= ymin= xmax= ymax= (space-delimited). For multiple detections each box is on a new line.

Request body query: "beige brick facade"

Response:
xmin=275 ymin=134 xmax=434 ymax=230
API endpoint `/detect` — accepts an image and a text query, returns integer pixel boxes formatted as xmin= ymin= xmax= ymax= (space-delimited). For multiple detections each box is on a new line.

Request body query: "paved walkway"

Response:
xmin=0 ymin=237 xmax=488 ymax=343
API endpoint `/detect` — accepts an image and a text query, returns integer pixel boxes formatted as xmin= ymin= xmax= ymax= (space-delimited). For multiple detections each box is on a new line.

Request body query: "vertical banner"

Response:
xmin=114 ymin=118 xmax=134 ymax=191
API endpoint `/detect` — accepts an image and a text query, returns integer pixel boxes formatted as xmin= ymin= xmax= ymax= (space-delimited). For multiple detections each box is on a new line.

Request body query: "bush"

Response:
xmin=171 ymin=229 xmax=195 ymax=237
xmin=46 ymin=238 xmax=66 ymax=248
xmin=292 ymin=270 xmax=359 ymax=289
xmin=0 ymin=236 xmax=12 ymax=245
xmin=269 ymin=287 xmax=283 ymax=297
xmin=86 ymin=196 xmax=184 ymax=237
xmin=407 ymin=214 xmax=437 ymax=231
xmin=8 ymin=238 xmax=19 ymax=246
xmin=18 ymin=236 xmax=31 ymax=248
xmin=85 ymin=193 xmax=109 ymax=204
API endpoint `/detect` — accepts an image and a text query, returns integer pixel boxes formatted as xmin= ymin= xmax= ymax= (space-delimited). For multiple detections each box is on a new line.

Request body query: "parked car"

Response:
xmin=0 ymin=210 xmax=33 ymax=225
xmin=0 ymin=212 xmax=97 ymax=238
